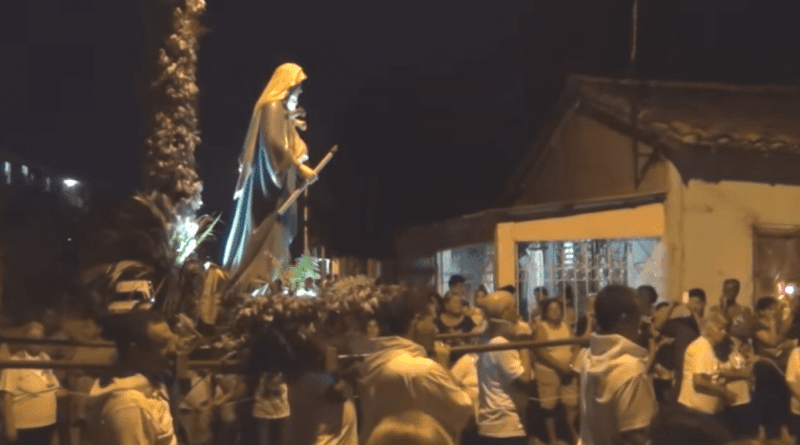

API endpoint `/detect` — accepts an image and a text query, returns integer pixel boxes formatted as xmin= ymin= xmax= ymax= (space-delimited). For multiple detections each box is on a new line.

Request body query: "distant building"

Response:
xmin=0 ymin=150 xmax=99 ymax=320
xmin=399 ymin=76 xmax=800 ymax=315
xmin=0 ymin=150 xmax=91 ymax=211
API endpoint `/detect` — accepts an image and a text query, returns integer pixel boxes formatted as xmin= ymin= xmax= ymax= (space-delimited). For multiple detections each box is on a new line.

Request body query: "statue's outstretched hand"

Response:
xmin=299 ymin=164 xmax=317 ymax=183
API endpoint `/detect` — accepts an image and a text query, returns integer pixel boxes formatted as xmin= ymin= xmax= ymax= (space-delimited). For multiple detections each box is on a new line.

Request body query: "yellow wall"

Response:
xmin=495 ymin=204 xmax=665 ymax=288
xmin=504 ymin=109 xmax=800 ymax=307
xmin=667 ymin=163 xmax=800 ymax=308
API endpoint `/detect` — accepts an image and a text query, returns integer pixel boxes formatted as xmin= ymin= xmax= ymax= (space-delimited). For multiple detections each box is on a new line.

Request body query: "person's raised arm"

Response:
xmin=755 ymin=320 xmax=783 ymax=347
xmin=779 ymin=301 xmax=799 ymax=338
xmin=653 ymin=299 xmax=681 ymax=332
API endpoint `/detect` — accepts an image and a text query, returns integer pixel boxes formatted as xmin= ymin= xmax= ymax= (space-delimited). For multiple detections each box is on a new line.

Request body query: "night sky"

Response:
xmin=1 ymin=0 xmax=799 ymax=258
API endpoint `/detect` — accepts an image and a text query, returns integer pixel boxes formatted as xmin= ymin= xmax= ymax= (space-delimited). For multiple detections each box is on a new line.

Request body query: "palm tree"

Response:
xmin=141 ymin=0 xmax=205 ymax=213
xmin=76 ymin=0 xmax=209 ymax=319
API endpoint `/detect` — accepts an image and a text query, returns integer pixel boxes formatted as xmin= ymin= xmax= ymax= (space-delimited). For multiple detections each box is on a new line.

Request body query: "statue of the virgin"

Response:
xmin=221 ymin=63 xmax=316 ymax=286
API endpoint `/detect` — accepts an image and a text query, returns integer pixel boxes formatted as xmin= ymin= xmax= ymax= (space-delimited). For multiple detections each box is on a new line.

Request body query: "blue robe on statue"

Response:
xmin=222 ymin=63 xmax=308 ymax=287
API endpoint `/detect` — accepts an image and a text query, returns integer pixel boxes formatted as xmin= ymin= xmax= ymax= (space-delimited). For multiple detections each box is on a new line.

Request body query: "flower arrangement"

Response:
xmin=231 ymin=276 xmax=397 ymax=334
xmin=226 ymin=276 xmax=410 ymax=376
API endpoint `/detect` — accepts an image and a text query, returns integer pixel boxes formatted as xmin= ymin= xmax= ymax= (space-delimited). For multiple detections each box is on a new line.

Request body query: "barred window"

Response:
xmin=518 ymin=238 xmax=663 ymax=318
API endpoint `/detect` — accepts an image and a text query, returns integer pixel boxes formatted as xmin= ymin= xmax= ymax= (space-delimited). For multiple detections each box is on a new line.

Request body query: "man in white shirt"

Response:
xmin=574 ymin=285 xmax=657 ymax=445
xmin=677 ymin=312 xmax=737 ymax=415
xmin=359 ymin=290 xmax=473 ymax=444
xmin=475 ymin=290 xmax=532 ymax=445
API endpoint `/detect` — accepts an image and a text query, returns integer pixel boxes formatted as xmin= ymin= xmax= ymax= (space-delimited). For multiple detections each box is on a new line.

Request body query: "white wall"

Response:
xmin=666 ymin=162 xmax=800 ymax=308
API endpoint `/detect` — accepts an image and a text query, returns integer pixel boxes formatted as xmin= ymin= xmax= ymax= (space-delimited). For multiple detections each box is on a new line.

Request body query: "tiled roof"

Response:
xmin=574 ymin=76 xmax=800 ymax=155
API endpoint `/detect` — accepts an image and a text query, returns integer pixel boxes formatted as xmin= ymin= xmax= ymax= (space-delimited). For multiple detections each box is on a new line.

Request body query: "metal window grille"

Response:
xmin=518 ymin=239 xmax=632 ymax=317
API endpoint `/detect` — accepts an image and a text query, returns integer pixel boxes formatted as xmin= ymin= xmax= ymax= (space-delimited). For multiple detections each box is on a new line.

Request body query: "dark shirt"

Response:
xmin=518 ymin=296 xmax=529 ymax=324
xmin=753 ymin=320 xmax=792 ymax=370
xmin=660 ymin=316 xmax=700 ymax=378
xmin=434 ymin=314 xmax=476 ymax=362
xmin=434 ymin=315 xmax=476 ymax=337
xmin=575 ymin=315 xmax=589 ymax=337
xmin=636 ymin=318 xmax=655 ymax=349
xmin=653 ymin=341 xmax=676 ymax=373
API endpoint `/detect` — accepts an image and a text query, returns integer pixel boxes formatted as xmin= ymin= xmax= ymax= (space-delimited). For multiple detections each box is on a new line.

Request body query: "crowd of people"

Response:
xmin=1 ymin=274 xmax=800 ymax=445
xmin=348 ymin=275 xmax=800 ymax=445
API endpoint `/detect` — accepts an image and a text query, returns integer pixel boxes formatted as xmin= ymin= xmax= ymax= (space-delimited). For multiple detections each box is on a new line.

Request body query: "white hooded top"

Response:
xmin=358 ymin=336 xmax=473 ymax=444
xmin=574 ymin=333 xmax=657 ymax=445
xmin=87 ymin=374 xmax=177 ymax=445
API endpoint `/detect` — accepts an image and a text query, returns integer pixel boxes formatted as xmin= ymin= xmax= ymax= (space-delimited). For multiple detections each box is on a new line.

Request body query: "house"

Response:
xmin=397 ymin=75 xmax=800 ymax=315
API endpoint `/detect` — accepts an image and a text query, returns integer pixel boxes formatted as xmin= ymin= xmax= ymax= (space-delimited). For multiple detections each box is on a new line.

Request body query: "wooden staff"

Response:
xmin=0 ymin=336 xmax=114 ymax=348
xmin=0 ymin=357 xmax=241 ymax=375
xmin=325 ymin=336 xmax=589 ymax=372
xmin=449 ymin=336 xmax=589 ymax=354
xmin=277 ymin=145 xmax=338 ymax=215
xmin=0 ymin=336 xmax=590 ymax=375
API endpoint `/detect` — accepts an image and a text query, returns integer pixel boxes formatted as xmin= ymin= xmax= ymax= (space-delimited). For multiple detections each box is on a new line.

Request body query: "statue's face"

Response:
xmin=286 ymin=85 xmax=302 ymax=111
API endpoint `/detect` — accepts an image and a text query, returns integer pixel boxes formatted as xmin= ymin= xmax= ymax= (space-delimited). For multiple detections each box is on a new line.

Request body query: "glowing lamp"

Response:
xmin=62 ymin=178 xmax=79 ymax=188
xmin=787 ymin=285 xmax=796 ymax=295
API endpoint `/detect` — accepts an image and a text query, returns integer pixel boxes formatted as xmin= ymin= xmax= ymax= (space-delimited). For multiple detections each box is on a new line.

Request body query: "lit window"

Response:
xmin=3 ymin=162 xmax=9 ymax=185
xmin=21 ymin=165 xmax=28 ymax=177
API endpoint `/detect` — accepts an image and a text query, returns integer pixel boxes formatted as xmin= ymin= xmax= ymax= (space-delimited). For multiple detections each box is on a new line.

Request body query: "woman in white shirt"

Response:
xmin=533 ymin=298 xmax=578 ymax=445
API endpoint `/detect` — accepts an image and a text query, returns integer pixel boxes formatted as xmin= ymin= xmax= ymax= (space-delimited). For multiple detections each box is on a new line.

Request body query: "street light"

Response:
xmin=62 ymin=178 xmax=79 ymax=188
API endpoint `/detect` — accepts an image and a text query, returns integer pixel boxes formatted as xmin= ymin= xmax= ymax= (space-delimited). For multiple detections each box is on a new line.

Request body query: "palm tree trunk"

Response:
xmin=141 ymin=0 xmax=205 ymax=214
xmin=139 ymin=0 xmax=206 ymax=315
